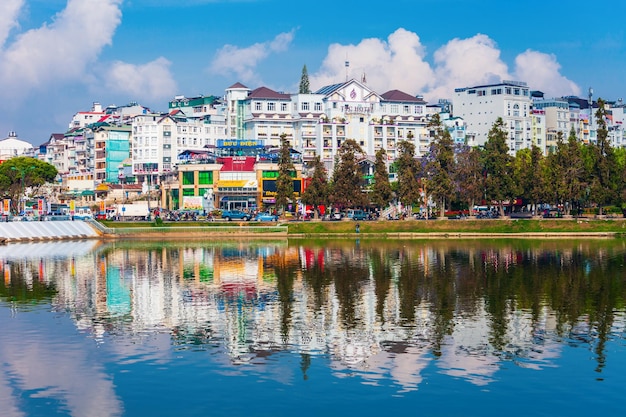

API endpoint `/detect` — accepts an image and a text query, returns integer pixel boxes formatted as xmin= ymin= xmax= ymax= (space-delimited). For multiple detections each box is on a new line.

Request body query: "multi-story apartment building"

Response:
xmin=532 ymin=98 xmax=570 ymax=152
xmin=93 ymin=124 xmax=131 ymax=184
xmin=131 ymin=96 xmax=227 ymax=187
xmin=453 ymin=80 xmax=533 ymax=154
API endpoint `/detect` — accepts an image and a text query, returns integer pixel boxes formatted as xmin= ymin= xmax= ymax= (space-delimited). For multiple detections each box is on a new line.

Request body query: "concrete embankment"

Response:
xmin=0 ymin=220 xmax=101 ymax=243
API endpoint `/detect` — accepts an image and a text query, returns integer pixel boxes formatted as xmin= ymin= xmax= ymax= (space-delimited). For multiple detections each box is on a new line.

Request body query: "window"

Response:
xmin=403 ymin=105 xmax=410 ymax=114
xmin=390 ymin=104 xmax=398 ymax=113
xmin=267 ymin=102 xmax=275 ymax=111
xmin=281 ymin=103 xmax=288 ymax=112
xmin=255 ymin=102 xmax=262 ymax=111
xmin=302 ymin=102 xmax=310 ymax=111
xmin=182 ymin=171 xmax=194 ymax=185
xmin=198 ymin=171 xmax=213 ymax=185
xmin=314 ymin=102 xmax=322 ymax=111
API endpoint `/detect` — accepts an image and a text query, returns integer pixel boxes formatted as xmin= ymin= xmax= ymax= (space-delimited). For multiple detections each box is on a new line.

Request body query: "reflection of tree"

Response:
xmin=0 ymin=262 xmax=57 ymax=304
xmin=275 ymin=254 xmax=299 ymax=345
xmin=329 ymin=250 xmax=369 ymax=329
xmin=370 ymin=248 xmax=394 ymax=323
xmin=301 ymin=248 xmax=333 ymax=312
xmin=428 ymin=249 xmax=458 ymax=357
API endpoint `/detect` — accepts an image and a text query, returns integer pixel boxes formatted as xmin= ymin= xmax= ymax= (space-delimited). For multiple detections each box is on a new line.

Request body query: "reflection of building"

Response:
xmin=13 ymin=241 xmax=625 ymax=392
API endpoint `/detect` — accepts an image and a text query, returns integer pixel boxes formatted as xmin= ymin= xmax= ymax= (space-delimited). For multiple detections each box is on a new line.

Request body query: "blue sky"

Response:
xmin=1 ymin=0 xmax=625 ymax=145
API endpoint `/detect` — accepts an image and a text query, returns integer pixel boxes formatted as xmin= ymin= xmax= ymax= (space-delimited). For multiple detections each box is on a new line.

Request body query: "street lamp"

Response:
xmin=11 ymin=165 xmax=36 ymax=215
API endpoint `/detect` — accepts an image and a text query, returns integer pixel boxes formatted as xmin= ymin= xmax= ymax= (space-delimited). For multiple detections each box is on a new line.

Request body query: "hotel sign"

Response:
xmin=344 ymin=104 xmax=371 ymax=115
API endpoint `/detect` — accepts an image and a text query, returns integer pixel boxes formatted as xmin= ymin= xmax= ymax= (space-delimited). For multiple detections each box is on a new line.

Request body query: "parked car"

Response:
xmin=254 ymin=212 xmax=278 ymax=222
xmin=220 ymin=209 xmax=251 ymax=221
xmin=346 ymin=209 xmax=368 ymax=221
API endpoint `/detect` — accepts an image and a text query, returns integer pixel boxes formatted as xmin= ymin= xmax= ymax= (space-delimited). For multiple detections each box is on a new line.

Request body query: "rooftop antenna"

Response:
xmin=589 ymin=87 xmax=593 ymax=127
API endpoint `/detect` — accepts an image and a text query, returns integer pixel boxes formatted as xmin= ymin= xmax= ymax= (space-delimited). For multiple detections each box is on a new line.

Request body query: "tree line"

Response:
xmin=294 ymin=98 xmax=626 ymax=218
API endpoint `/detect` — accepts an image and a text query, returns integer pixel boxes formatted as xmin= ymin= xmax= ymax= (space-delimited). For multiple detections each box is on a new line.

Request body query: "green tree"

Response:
xmin=299 ymin=65 xmax=310 ymax=94
xmin=0 ymin=156 xmax=58 ymax=214
xmin=424 ymin=114 xmax=455 ymax=218
xmin=301 ymin=156 xmax=329 ymax=219
xmin=558 ymin=130 xmax=586 ymax=215
xmin=454 ymin=145 xmax=484 ymax=215
xmin=482 ymin=118 xmax=515 ymax=216
xmin=587 ymin=99 xmax=620 ymax=212
xmin=329 ymin=139 xmax=367 ymax=209
xmin=395 ymin=140 xmax=421 ymax=213
xmin=275 ymin=134 xmax=295 ymax=214
xmin=370 ymin=148 xmax=393 ymax=209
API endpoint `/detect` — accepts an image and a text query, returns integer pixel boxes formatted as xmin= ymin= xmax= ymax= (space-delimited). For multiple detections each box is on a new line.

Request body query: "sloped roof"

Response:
xmin=381 ymin=90 xmax=426 ymax=103
xmin=228 ymin=82 xmax=249 ymax=89
xmin=248 ymin=86 xmax=291 ymax=100
xmin=314 ymin=82 xmax=345 ymax=95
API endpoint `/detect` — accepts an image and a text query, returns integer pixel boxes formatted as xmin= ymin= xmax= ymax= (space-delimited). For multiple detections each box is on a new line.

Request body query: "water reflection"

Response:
xmin=1 ymin=239 xmax=626 ymax=411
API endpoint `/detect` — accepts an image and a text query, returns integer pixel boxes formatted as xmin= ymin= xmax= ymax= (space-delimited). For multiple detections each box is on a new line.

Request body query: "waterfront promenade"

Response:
xmin=1 ymin=217 xmax=625 ymax=243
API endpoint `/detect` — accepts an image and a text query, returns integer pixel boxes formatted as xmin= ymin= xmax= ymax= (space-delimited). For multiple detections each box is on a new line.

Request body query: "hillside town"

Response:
xmin=0 ymin=74 xmax=624 ymax=218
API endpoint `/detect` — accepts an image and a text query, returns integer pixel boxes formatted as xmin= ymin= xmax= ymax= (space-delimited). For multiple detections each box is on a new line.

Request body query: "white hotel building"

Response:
xmin=224 ymin=79 xmax=448 ymax=171
xmin=453 ymin=80 xmax=535 ymax=154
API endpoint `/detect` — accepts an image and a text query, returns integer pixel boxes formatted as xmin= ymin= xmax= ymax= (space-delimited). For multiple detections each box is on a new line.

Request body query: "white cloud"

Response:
xmin=209 ymin=30 xmax=295 ymax=84
xmin=105 ymin=57 xmax=178 ymax=101
xmin=514 ymin=50 xmax=580 ymax=97
xmin=0 ymin=0 xmax=123 ymax=97
xmin=310 ymin=28 xmax=435 ymax=94
xmin=429 ymin=34 xmax=511 ymax=100
xmin=310 ymin=30 xmax=579 ymax=101
xmin=0 ymin=0 xmax=23 ymax=49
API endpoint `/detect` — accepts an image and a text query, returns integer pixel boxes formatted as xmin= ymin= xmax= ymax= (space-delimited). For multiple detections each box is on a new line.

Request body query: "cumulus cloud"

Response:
xmin=105 ymin=57 xmax=178 ymax=101
xmin=310 ymin=28 xmax=434 ymax=94
xmin=0 ymin=0 xmax=23 ymax=48
xmin=428 ymin=34 xmax=511 ymax=100
xmin=0 ymin=0 xmax=123 ymax=97
xmin=209 ymin=30 xmax=295 ymax=85
xmin=310 ymin=29 xmax=579 ymax=101
xmin=513 ymin=50 xmax=580 ymax=97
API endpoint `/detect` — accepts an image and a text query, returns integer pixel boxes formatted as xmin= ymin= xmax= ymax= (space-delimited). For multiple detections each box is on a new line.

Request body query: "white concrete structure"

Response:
xmin=0 ymin=132 xmax=34 ymax=160
xmin=453 ymin=80 xmax=533 ymax=153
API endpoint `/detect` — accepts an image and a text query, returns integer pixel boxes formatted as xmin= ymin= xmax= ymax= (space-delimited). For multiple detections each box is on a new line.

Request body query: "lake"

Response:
xmin=1 ymin=238 xmax=625 ymax=417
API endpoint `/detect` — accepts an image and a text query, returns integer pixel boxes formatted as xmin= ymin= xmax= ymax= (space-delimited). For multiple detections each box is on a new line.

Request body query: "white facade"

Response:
xmin=453 ymin=80 xmax=532 ymax=153
xmin=227 ymin=79 xmax=436 ymax=171
xmin=0 ymin=132 xmax=34 ymax=160
xmin=131 ymin=111 xmax=227 ymax=182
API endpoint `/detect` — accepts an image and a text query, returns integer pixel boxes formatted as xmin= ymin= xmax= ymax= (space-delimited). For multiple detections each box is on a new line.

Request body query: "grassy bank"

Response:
xmin=286 ymin=218 xmax=626 ymax=234
xmin=99 ymin=217 xmax=626 ymax=236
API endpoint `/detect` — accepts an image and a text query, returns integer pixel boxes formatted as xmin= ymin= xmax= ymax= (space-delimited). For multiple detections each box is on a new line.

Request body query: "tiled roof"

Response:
xmin=247 ymin=86 xmax=290 ymax=100
xmin=228 ymin=82 xmax=248 ymax=89
xmin=381 ymin=90 xmax=425 ymax=103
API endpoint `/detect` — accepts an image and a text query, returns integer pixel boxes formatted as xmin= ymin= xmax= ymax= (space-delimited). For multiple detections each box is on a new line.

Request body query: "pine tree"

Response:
xmin=482 ymin=118 xmax=515 ymax=216
xmin=424 ymin=114 xmax=455 ymax=218
xmin=587 ymin=98 xmax=619 ymax=213
xmin=299 ymin=65 xmax=310 ymax=94
xmin=371 ymin=148 xmax=393 ymax=209
xmin=301 ymin=156 xmax=328 ymax=218
xmin=395 ymin=140 xmax=421 ymax=212
xmin=329 ymin=139 xmax=366 ymax=209
xmin=275 ymin=134 xmax=295 ymax=214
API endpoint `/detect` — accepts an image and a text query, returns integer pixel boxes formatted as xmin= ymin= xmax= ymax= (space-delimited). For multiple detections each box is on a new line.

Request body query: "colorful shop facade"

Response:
xmin=159 ymin=139 xmax=303 ymax=213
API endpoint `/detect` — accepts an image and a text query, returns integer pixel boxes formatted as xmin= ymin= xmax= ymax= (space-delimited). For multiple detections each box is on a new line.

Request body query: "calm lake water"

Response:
xmin=1 ymin=238 xmax=625 ymax=417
